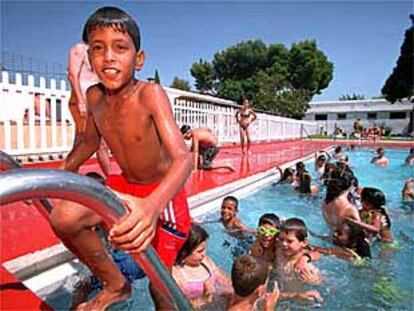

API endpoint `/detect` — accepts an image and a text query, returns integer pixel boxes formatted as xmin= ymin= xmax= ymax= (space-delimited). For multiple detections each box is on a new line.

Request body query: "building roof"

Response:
xmin=306 ymin=98 xmax=413 ymax=114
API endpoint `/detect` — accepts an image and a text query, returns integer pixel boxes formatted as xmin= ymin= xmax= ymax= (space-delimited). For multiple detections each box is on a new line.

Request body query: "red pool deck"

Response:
xmin=1 ymin=138 xmax=412 ymax=309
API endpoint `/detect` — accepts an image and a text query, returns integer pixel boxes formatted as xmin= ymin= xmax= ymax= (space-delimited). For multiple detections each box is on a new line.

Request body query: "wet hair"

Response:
xmin=82 ymin=6 xmax=141 ymax=51
xmin=85 ymin=171 xmax=105 ymax=184
xmin=361 ymin=187 xmax=386 ymax=208
xmin=280 ymin=218 xmax=308 ymax=242
xmin=175 ymin=225 xmax=208 ymax=266
xmin=280 ymin=167 xmax=294 ymax=182
xmin=317 ymin=154 xmax=327 ymax=163
xmin=338 ymin=223 xmax=371 ymax=259
xmin=295 ymin=161 xmax=305 ymax=173
xmin=325 ymin=167 xmax=353 ymax=203
xmin=334 ymin=146 xmax=342 ymax=153
xmin=410 ymin=147 xmax=414 ymax=154
xmin=231 ymin=255 xmax=268 ymax=297
xmin=297 ymin=171 xmax=312 ymax=194
xmin=180 ymin=124 xmax=191 ymax=135
xmin=376 ymin=147 xmax=385 ymax=155
xmin=258 ymin=213 xmax=280 ymax=228
xmin=223 ymin=195 xmax=239 ymax=209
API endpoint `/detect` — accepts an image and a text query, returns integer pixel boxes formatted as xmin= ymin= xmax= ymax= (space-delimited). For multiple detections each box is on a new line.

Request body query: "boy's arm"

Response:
xmin=68 ymin=44 xmax=87 ymax=114
xmin=191 ymin=136 xmax=200 ymax=171
xmin=61 ymin=87 xmax=101 ymax=171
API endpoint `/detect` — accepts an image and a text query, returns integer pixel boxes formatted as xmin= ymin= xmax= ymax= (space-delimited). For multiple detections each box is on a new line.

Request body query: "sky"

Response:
xmin=0 ymin=0 xmax=412 ymax=101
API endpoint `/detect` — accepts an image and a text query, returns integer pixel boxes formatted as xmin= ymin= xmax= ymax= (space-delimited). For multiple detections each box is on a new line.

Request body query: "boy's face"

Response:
xmin=278 ymin=231 xmax=307 ymax=258
xmin=221 ymin=199 xmax=237 ymax=221
xmin=185 ymin=241 xmax=207 ymax=267
xmin=257 ymin=223 xmax=278 ymax=249
xmin=88 ymin=27 xmax=145 ymax=92
xmin=183 ymin=130 xmax=192 ymax=140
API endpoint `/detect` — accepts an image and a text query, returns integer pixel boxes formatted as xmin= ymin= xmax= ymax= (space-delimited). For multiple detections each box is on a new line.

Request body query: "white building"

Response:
xmin=304 ymin=98 xmax=413 ymax=135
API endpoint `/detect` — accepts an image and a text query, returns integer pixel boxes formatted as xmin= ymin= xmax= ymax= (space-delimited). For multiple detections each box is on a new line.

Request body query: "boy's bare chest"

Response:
xmin=94 ymin=102 xmax=153 ymax=144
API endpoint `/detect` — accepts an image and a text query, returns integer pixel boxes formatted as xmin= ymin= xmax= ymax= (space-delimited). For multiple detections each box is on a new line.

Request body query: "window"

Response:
xmin=367 ymin=113 xmax=377 ymax=120
xmin=315 ymin=114 xmax=328 ymax=121
xmin=337 ymin=113 xmax=347 ymax=120
xmin=389 ymin=112 xmax=406 ymax=119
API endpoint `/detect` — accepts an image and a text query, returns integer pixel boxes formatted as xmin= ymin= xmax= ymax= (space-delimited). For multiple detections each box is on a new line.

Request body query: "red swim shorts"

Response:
xmin=106 ymin=174 xmax=191 ymax=268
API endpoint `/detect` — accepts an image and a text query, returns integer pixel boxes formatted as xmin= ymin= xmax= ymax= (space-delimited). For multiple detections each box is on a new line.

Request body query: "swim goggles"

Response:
xmin=257 ymin=226 xmax=279 ymax=236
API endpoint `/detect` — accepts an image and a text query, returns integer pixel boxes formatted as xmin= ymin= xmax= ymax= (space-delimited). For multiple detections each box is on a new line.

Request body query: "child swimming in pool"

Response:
xmin=346 ymin=187 xmax=393 ymax=243
xmin=275 ymin=218 xmax=323 ymax=286
xmin=172 ymin=225 xmax=232 ymax=309
xmin=220 ymin=196 xmax=256 ymax=236
xmin=311 ymin=222 xmax=371 ymax=261
xmin=402 ymin=178 xmax=414 ymax=202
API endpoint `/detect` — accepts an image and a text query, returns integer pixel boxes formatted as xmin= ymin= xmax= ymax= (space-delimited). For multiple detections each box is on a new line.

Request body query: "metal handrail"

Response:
xmin=0 ymin=168 xmax=192 ymax=310
xmin=0 ymin=150 xmax=53 ymax=216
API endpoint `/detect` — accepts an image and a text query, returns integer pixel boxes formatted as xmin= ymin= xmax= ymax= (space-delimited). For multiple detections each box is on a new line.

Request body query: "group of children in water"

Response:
xmin=168 ymin=145 xmax=414 ymax=310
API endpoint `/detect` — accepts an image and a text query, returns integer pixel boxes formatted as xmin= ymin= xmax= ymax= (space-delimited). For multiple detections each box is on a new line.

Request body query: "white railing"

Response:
xmin=0 ymin=71 xmax=318 ymax=157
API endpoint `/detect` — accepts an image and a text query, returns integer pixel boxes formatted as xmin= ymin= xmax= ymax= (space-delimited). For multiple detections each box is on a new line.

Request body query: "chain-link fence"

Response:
xmin=0 ymin=51 xmax=68 ymax=87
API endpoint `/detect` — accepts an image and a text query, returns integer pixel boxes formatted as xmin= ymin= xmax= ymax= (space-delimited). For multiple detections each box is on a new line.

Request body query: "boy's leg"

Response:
xmin=51 ymin=200 xmax=130 ymax=310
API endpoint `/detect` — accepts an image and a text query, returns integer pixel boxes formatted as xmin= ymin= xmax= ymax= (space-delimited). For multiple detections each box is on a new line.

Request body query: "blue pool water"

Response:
xmin=45 ymin=147 xmax=414 ymax=310
xmin=199 ymin=147 xmax=414 ymax=310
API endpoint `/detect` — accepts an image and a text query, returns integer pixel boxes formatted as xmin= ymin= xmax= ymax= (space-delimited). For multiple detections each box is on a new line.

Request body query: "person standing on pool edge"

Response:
xmin=53 ymin=7 xmax=192 ymax=310
xmin=235 ymin=98 xmax=257 ymax=155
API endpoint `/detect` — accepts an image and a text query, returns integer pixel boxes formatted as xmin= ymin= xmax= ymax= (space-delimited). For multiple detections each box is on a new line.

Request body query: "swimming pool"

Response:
xmin=44 ymin=146 xmax=414 ymax=310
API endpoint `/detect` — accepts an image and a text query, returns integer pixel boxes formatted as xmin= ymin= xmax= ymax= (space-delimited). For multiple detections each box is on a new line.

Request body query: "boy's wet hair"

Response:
xmin=82 ymin=6 xmax=141 ymax=51
xmin=295 ymin=161 xmax=305 ymax=171
xmin=85 ymin=171 xmax=106 ymax=185
xmin=361 ymin=187 xmax=386 ymax=208
xmin=281 ymin=218 xmax=308 ymax=242
xmin=231 ymin=255 xmax=268 ymax=297
xmin=335 ymin=146 xmax=342 ymax=153
xmin=180 ymin=124 xmax=191 ymax=135
xmin=175 ymin=225 xmax=208 ymax=266
xmin=258 ymin=213 xmax=280 ymax=228
xmin=223 ymin=195 xmax=239 ymax=209
xmin=325 ymin=167 xmax=354 ymax=203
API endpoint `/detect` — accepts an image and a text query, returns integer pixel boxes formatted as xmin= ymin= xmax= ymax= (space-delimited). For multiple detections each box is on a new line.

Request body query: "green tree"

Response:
xmin=190 ymin=59 xmax=214 ymax=94
xmin=154 ymin=69 xmax=161 ymax=84
xmin=170 ymin=77 xmax=191 ymax=91
xmin=190 ymin=39 xmax=333 ymax=119
xmin=381 ymin=15 xmax=413 ymax=132
xmin=339 ymin=93 xmax=365 ymax=101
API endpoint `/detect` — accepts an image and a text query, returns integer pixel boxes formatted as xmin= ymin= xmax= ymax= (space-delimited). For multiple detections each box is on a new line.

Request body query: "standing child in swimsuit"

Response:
xmin=172 ymin=225 xmax=232 ymax=309
xmin=235 ymin=98 xmax=257 ymax=155
xmin=53 ymin=7 xmax=192 ymax=310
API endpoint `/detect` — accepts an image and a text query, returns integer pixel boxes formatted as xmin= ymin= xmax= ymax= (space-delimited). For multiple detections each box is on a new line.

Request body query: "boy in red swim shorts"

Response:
xmin=51 ymin=6 xmax=192 ymax=311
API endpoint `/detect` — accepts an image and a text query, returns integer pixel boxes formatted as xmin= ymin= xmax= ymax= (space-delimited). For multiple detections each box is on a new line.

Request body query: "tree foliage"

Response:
xmin=154 ymin=69 xmax=161 ymax=84
xmin=339 ymin=93 xmax=365 ymax=101
xmin=381 ymin=19 xmax=413 ymax=103
xmin=190 ymin=59 xmax=215 ymax=94
xmin=170 ymin=77 xmax=191 ymax=91
xmin=381 ymin=16 xmax=414 ymax=134
xmin=190 ymin=39 xmax=333 ymax=119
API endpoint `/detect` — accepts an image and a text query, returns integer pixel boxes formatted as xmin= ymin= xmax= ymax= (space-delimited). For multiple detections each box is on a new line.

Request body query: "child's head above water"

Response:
xmin=221 ymin=196 xmax=239 ymax=222
xmin=175 ymin=224 xmax=209 ymax=266
xmin=361 ymin=187 xmax=386 ymax=210
xmin=334 ymin=222 xmax=371 ymax=258
xmin=82 ymin=6 xmax=141 ymax=52
xmin=279 ymin=218 xmax=308 ymax=257
xmin=231 ymin=255 xmax=269 ymax=297
xmin=257 ymin=213 xmax=280 ymax=249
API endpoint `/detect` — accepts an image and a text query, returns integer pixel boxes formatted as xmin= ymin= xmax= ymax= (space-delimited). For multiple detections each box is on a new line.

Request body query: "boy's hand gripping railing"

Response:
xmin=0 ymin=168 xmax=193 ymax=311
